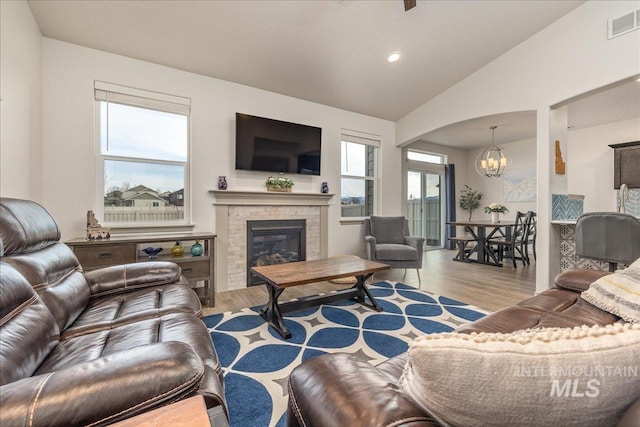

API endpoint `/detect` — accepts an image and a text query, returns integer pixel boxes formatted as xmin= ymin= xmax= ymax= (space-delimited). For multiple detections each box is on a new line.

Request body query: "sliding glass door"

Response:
xmin=406 ymin=151 xmax=445 ymax=250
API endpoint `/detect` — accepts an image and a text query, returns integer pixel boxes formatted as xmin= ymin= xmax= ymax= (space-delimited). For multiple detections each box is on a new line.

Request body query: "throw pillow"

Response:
xmin=399 ymin=323 xmax=640 ymax=427
xmin=581 ymin=258 xmax=640 ymax=323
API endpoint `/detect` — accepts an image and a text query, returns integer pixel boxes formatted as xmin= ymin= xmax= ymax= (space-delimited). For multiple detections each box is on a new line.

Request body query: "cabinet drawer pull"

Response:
xmin=99 ymin=253 xmax=113 ymax=259
xmin=182 ymin=268 xmax=193 ymax=274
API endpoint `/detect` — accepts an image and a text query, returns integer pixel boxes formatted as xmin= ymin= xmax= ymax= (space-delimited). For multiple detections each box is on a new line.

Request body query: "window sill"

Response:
xmin=108 ymin=223 xmax=196 ymax=236
xmin=340 ymin=217 xmax=365 ymax=225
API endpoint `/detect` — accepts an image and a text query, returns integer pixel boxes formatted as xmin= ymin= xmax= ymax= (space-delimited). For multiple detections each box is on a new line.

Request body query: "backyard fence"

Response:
xmin=407 ymin=198 xmax=441 ymax=246
xmin=340 ymin=204 xmax=366 ymax=217
xmin=104 ymin=206 xmax=184 ymax=222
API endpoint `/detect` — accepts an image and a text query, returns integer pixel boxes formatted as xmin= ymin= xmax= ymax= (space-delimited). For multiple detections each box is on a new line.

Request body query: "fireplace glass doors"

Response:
xmin=247 ymin=219 xmax=306 ymax=286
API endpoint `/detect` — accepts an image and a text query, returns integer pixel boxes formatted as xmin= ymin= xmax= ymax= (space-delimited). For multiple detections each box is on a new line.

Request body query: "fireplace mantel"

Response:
xmin=210 ymin=190 xmax=333 ymax=206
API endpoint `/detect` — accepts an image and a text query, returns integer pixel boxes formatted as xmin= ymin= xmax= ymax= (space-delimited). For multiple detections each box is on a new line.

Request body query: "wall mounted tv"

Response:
xmin=235 ymin=113 xmax=322 ymax=176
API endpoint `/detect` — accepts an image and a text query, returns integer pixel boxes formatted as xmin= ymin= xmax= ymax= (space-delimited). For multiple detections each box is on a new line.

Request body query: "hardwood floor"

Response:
xmin=203 ymin=248 xmax=536 ymax=316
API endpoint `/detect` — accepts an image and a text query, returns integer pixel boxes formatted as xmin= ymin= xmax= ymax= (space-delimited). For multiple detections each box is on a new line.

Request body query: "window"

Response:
xmin=95 ymin=82 xmax=190 ymax=225
xmin=340 ymin=131 xmax=379 ymax=218
xmin=407 ymin=150 xmax=444 ymax=164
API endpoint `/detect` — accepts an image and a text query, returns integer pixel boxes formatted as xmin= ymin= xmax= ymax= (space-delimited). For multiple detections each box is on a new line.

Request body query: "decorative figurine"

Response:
xmin=86 ymin=210 xmax=110 ymax=240
xmin=218 ymin=176 xmax=228 ymax=190
xmin=142 ymin=247 xmax=163 ymax=259
xmin=321 ymin=182 xmax=329 ymax=194
xmin=190 ymin=240 xmax=203 ymax=256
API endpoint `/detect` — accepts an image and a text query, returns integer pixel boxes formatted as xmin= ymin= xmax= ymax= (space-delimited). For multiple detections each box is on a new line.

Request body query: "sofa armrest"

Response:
xmin=554 ymin=269 xmax=611 ymax=292
xmin=287 ymin=353 xmax=438 ymax=427
xmin=404 ymin=236 xmax=425 ymax=250
xmin=0 ymin=342 xmax=203 ymax=427
xmin=404 ymin=236 xmax=425 ymax=265
xmin=85 ymin=261 xmax=183 ymax=297
xmin=364 ymin=235 xmax=377 ymax=261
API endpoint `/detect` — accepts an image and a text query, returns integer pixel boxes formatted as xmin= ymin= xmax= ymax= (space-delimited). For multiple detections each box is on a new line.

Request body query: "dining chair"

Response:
xmin=488 ymin=211 xmax=530 ymax=268
xmin=523 ymin=211 xmax=537 ymax=263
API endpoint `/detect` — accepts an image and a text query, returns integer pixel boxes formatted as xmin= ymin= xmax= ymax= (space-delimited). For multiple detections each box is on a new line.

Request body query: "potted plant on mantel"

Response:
xmin=459 ymin=185 xmax=483 ymax=220
xmin=265 ymin=176 xmax=294 ymax=192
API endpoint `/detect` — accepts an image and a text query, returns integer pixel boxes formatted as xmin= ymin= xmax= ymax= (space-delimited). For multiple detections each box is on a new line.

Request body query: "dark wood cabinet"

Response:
xmin=66 ymin=232 xmax=216 ymax=307
xmin=609 ymin=141 xmax=640 ymax=189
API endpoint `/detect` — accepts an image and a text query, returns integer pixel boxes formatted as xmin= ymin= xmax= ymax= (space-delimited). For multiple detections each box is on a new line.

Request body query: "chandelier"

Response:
xmin=475 ymin=125 xmax=508 ymax=178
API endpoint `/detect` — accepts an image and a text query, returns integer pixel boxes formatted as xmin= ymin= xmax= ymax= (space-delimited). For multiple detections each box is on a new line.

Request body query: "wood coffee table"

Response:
xmin=251 ymin=256 xmax=390 ymax=339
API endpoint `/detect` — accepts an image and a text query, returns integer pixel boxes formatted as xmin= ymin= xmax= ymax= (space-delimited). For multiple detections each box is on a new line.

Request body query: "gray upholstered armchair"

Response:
xmin=364 ymin=216 xmax=425 ymax=284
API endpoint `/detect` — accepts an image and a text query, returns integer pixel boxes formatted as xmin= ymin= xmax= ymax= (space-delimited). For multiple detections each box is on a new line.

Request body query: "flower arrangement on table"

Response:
xmin=485 ymin=203 xmax=509 ymax=223
xmin=265 ymin=176 xmax=294 ymax=192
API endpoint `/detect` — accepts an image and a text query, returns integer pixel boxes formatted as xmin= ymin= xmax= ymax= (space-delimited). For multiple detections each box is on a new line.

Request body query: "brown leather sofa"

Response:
xmin=0 ymin=198 xmax=227 ymax=426
xmin=287 ymin=269 xmax=639 ymax=427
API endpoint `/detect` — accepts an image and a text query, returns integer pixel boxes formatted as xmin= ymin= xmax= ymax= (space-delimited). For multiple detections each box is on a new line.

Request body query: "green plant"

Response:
xmin=484 ymin=203 xmax=509 ymax=214
xmin=265 ymin=176 xmax=294 ymax=189
xmin=459 ymin=185 xmax=483 ymax=220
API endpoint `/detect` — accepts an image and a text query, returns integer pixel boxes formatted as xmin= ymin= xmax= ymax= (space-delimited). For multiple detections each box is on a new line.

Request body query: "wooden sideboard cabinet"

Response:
xmin=66 ymin=232 xmax=216 ymax=307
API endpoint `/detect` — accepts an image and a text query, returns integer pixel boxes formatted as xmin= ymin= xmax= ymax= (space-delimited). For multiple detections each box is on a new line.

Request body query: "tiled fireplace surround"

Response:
xmin=211 ymin=190 xmax=333 ymax=291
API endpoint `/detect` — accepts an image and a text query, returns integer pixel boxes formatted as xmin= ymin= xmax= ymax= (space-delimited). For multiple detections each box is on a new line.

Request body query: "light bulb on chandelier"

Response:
xmin=475 ymin=125 xmax=508 ymax=178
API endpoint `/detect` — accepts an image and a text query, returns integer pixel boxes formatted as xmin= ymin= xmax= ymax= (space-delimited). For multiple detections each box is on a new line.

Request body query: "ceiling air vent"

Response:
xmin=608 ymin=9 xmax=640 ymax=39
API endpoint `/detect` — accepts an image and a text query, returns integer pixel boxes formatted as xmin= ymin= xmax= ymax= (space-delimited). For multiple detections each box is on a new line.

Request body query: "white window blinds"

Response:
xmin=94 ymin=81 xmax=191 ymax=115
xmin=341 ymin=129 xmax=381 ymax=148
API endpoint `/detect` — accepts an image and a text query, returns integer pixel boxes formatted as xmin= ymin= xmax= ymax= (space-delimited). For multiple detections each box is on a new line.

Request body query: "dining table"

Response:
xmin=447 ymin=219 xmax=513 ymax=267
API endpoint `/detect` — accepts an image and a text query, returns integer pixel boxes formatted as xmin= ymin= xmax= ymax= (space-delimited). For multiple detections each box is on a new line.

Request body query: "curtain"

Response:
xmin=445 ymin=164 xmax=456 ymax=249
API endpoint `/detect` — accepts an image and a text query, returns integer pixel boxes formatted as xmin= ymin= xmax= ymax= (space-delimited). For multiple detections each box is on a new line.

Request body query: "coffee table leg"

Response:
xmin=259 ymin=284 xmax=291 ymax=339
xmin=353 ymin=273 xmax=383 ymax=312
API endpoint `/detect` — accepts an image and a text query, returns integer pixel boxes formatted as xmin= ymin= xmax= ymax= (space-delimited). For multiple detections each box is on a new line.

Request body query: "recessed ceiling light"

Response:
xmin=387 ymin=52 xmax=401 ymax=63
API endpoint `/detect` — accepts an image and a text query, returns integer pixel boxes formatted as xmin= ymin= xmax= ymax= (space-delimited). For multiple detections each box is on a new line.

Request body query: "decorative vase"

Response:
xmin=217 ymin=176 xmax=227 ymax=190
xmin=491 ymin=212 xmax=500 ymax=224
xmin=321 ymin=182 xmax=329 ymax=194
xmin=190 ymin=240 xmax=203 ymax=257
xmin=171 ymin=241 xmax=184 ymax=257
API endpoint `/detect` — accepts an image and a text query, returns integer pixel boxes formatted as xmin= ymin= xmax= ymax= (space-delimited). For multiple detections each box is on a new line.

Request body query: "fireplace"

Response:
xmin=247 ymin=219 xmax=306 ymax=286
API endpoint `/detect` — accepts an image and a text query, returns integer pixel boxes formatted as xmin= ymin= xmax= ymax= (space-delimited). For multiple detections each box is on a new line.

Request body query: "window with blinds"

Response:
xmin=340 ymin=130 xmax=380 ymax=218
xmin=94 ymin=81 xmax=191 ymax=225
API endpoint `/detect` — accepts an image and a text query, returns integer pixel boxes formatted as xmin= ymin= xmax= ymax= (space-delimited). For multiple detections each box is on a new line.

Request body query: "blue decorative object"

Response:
xmin=321 ymin=182 xmax=329 ymax=194
xmin=142 ymin=247 xmax=163 ymax=259
xmin=190 ymin=240 xmax=203 ymax=257
xmin=206 ymin=281 xmax=487 ymax=427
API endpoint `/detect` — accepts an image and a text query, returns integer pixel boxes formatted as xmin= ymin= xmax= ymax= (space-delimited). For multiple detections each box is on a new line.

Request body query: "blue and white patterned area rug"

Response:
xmin=205 ymin=281 xmax=488 ymax=427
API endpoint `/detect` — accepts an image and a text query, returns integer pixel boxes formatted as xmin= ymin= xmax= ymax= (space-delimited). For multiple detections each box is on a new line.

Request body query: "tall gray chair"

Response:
xmin=575 ymin=212 xmax=640 ymax=271
xmin=364 ymin=216 xmax=425 ymax=284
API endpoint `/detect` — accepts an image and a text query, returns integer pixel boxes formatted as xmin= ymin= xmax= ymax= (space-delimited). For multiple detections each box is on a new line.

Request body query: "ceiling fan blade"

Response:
xmin=404 ymin=0 xmax=416 ymax=11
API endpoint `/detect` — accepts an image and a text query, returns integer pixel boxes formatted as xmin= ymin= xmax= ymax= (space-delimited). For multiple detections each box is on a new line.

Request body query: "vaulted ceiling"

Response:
xmin=28 ymin=1 xmax=639 ymax=148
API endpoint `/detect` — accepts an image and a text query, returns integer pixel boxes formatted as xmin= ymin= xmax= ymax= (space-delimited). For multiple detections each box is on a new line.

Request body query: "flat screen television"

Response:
xmin=235 ymin=113 xmax=322 ymax=176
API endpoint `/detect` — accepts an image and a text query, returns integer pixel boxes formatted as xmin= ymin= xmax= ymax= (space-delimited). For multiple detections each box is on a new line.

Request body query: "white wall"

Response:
xmin=467 ymin=138 xmax=537 ymax=220
xmin=397 ymin=1 xmax=640 ymax=294
xmin=0 ymin=0 xmax=42 ymax=200
xmin=41 ymin=39 xmax=399 ymax=258
xmin=567 ymin=118 xmax=640 ymax=213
